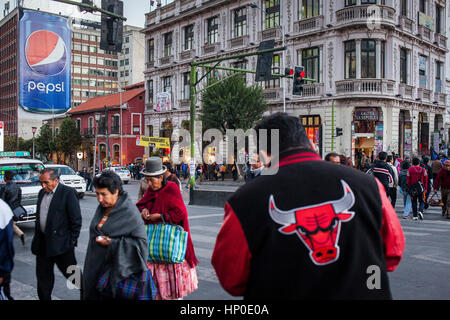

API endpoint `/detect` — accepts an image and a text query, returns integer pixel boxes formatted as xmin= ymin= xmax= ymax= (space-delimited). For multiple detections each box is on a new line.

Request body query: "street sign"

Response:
xmin=136 ymin=136 xmax=170 ymax=149
xmin=0 ymin=151 xmax=30 ymax=157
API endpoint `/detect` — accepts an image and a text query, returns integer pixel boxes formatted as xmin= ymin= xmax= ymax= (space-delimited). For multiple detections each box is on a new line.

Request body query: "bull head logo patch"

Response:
xmin=269 ymin=180 xmax=355 ymax=266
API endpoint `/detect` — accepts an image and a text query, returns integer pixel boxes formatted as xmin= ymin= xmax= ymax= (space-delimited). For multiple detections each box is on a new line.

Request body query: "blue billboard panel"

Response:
xmin=19 ymin=10 xmax=71 ymax=114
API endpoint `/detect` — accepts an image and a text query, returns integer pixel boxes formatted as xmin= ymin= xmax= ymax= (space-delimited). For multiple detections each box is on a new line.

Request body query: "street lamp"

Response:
xmin=32 ymin=127 xmax=37 ymax=159
xmin=93 ymin=113 xmax=100 ymax=176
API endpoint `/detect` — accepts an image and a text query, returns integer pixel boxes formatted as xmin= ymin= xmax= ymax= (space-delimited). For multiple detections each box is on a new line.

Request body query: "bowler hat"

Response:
xmin=143 ymin=157 xmax=167 ymax=177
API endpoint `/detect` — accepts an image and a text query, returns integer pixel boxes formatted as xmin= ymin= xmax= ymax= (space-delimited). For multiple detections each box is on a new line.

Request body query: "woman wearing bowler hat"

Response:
xmin=136 ymin=157 xmax=198 ymax=300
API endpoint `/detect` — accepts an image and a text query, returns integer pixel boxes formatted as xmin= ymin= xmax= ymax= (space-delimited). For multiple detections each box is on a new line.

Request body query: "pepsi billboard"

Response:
xmin=19 ymin=10 xmax=71 ymax=114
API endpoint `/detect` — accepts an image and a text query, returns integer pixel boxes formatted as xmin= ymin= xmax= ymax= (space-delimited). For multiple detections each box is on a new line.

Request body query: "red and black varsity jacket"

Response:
xmin=211 ymin=149 xmax=405 ymax=300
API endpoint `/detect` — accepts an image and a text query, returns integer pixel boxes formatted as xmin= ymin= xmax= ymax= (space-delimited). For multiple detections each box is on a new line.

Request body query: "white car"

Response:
xmin=101 ymin=166 xmax=131 ymax=184
xmin=45 ymin=164 xmax=86 ymax=199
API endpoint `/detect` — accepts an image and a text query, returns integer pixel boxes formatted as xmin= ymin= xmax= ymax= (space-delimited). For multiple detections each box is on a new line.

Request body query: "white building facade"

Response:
xmin=118 ymin=25 xmax=146 ymax=88
xmin=143 ymin=0 xmax=448 ymax=167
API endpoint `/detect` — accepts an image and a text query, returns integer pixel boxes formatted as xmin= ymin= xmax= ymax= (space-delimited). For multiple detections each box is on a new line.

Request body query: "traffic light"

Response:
xmin=255 ymin=40 xmax=275 ymax=82
xmin=292 ymin=66 xmax=305 ymax=96
xmin=285 ymin=68 xmax=294 ymax=76
xmin=100 ymin=0 xmax=123 ymax=53
xmin=336 ymin=128 xmax=343 ymax=137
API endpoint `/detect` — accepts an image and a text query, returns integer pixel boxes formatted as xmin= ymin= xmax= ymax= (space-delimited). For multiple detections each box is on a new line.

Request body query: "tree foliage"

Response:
xmin=35 ymin=124 xmax=56 ymax=160
xmin=55 ymin=118 xmax=82 ymax=165
xmin=200 ymin=74 xmax=268 ymax=134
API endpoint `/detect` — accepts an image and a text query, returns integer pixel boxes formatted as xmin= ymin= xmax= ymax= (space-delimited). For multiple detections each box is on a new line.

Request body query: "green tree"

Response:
xmin=4 ymin=136 xmax=17 ymax=151
xmin=200 ymin=74 xmax=268 ymax=133
xmin=55 ymin=118 xmax=82 ymax=166
xmin=35 ymin=124 xmax=56 ymax=161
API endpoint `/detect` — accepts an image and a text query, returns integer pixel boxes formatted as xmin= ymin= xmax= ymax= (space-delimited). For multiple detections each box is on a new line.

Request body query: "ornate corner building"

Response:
xmin=142 ymin=0 xmax=448 ymax=166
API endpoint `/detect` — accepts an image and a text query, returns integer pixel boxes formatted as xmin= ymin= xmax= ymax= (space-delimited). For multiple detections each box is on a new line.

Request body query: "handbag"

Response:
xmin=145 ymin=213 xmax=188 ymax=264
xmin=96 ymin=267 xmax=157 ymax=300
xmin=428 ymin=191 xmax=444 ymax=207
xmin=12 ymin=205 xmax=27 ymax=220
xmin=408 ymin=169 xmax=424 ymax=197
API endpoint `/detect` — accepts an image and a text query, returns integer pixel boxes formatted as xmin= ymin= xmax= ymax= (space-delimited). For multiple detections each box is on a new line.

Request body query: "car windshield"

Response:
xmin=52 ymin=166 xmax=76 ymax=176
xmin=0 ymin=163 xmax=45 ymax=186
xmin=115 ymin=169 xmax=129 ymax=173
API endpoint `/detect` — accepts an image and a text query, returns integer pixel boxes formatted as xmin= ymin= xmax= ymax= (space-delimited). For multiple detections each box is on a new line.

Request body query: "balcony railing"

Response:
xmin=301 ymin=83 xmax=324 ymax=97
xmin=336 ymin=5 xmax=395 ymax=28
xmin=110 ymin=125 xmax=120 ymax=134
xmin=262 ymin=88 xmax=282 ymax=100
xmin=294 ymin=16 xmax=324 ymax=34
xmin=434 ymin=32 xmax=447 ymax=48
xmin=83 ymin=128 xmax=94 ymax=136
xmin=417 ymin=25 xmax=432 ymax=42
xmin=398 ymin=15 xmax=415 ymax=34
xmin=202 ymin=42 xmax=220 ymax=55
xmin=228 ymin=35 xmax=249 ymax=49
xmin=335 ymin=79 xmax=395 ymax=95
xmin=179 ymin=49 xmax=196 ymax=61
xmin=398 ymin=83 xmax=414 ymax=99
xmin=259 ymin=27 xmax=282 ymax=42
xmin=434 ymin=92 xmax=447 ymax=105
xmin=159 ymin=55 xmax=174 ymax=65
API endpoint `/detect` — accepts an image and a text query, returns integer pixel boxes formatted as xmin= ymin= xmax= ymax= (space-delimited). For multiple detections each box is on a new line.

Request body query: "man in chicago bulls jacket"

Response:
xmin=211 ymin=113 xmax=405 ymax=300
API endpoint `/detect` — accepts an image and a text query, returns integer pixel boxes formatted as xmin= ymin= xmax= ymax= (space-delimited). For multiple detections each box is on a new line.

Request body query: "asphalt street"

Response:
xmin=8 ymin=179 xmax=450 ymax=300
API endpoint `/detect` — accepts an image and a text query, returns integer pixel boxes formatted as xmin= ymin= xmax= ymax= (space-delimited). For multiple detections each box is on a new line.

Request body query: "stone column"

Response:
xmin=356 ymin=40 xmax=361 ymax=79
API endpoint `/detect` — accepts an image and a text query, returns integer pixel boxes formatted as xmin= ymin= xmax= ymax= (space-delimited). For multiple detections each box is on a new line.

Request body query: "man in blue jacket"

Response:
xmin=0 ymin=198 xmax=15 ymax=300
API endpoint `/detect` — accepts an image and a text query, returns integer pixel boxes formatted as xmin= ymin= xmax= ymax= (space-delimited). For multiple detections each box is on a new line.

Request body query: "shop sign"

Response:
xmin=354 ymin=110 xmax=379 ymax=121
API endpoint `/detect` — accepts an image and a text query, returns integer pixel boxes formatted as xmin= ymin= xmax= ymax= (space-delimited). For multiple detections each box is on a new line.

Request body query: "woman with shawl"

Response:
xmin=136 ymin=157 xmax=198 ymax=300
xmin=83 ymin=171 xmax=148 ymax=300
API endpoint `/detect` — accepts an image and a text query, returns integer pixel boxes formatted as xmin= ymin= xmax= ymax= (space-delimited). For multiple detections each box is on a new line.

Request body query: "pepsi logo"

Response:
xmin=25 ymin=30 xmax=67 ymax=76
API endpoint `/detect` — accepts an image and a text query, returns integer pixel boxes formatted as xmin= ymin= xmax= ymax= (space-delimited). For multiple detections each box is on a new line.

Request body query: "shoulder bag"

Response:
xmin=145 ymin=212 xmax=188 ymax=264
xmin=408 ymin=169 xmax=424 ymax=197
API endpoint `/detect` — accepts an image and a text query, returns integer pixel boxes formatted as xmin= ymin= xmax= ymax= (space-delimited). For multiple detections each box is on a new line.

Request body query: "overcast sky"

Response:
xmin=0 ymin=0 xmax=150 ymax=28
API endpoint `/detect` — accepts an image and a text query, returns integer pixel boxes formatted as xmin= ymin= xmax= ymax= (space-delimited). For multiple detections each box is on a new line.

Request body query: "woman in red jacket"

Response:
xmin=407 ymin=157 xmax=428 ymax=221
xmin=136 ymin=157 xmax=198 ymax=300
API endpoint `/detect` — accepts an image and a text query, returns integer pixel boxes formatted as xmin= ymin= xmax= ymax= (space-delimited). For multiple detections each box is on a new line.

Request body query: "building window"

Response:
xmin=233 ymin=61 xmax=247 ymax=83
xmin=344 ymin=40 xmax=356 ymax=79
xmin=265 ymin=0 xmax=280 ymax=29
xmin=419 ymin=0 xmax=426 ymax=14
xmin=265 ymin=54 xmax=280 ymax=89
xmin=419 ymin=55 xmax=427 ymax=89
xmin=125 ymin=48 xmax=129 ymax=54
xmin=361 ymin=0 xmax=376 ymax=4
xmin=400 ymin=47 xmax=408 ymax=84
xmin=435 ymin=61 xmax=442 ymax=93
xmin=207 ymin=16 xmax=219 ymax=44
xmin=233 ymin=7 xmax=247 ymax=38
xmin=111 ymin=115 xmax=120 ymax=134
xmin=435 ymin=5 xmax=442 ymax=34
xmin=147 ymin=80 xmax=153 ymax=104
xmin=164 ymin=32 xmax=172 ymax=57
xmin=345 ymin=0 xmax=356 ymax=7
xmin=300 ymin=0 xmax=320 ymax=20
xmin=183 ymin=72 xmax=190 ymax=100
xmin=301 ymin=115 xmax=322 ymax=155
xmin=400 ymin=0 xmax=408 ymax=17
xmin=301 ymin=47 xmax=320 ymax=83
xmin=163 ymin=76 xmax=172 ymax=93
xmin=148 ymin=38 xmax=154 ymax=62
xmin=113 ymin=145 xmax=120 ymax=161
xmin=76 ymin=119 xmax=81 ymax=131
xmin=125 ymin=37 xmax=129 ymax=43
xmin=184 ymin=25 xmax=194 ymax=50
xmin=380 ymin=41 xmax=385 ymax=78
xmin=361 ymin=39 xmax=376 ymax=78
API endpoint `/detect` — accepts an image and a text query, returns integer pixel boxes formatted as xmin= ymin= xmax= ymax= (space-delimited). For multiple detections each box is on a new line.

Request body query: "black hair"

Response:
xmin=386 ymin=155 xmax=393 ymax=162
xmin=4 ymin=171 xmax=15 ymax=181
xmin=325 ymin=152 xmax=340 ymax=161
xmin=422 ymin=156 xmax=430 ymax=164
xmin=163 ymin=162 xmax=174 ymax=174
xmin=378 ymin=152 xmax=388 ymax=161
xmin=412 ymin=157 xmax=420 ymax=166
xmin=254 ymin=112 xmax=311 ymax=154
xmin=401 ymin=161 xmax=411 ymax=170
xmin=40 ymin=168 xmax=60 ymax=180
xmin=93 ymin=171 xmax=124 ymax=196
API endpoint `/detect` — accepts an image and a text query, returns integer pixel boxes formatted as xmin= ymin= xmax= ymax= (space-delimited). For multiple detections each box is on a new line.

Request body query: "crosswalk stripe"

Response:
xmin=195 ymin=266 xmax=219 ymax=283
xmin=402 ymin=226 xmax=448 ymax=232
xmin=412 ymin=255 xmax=450 ymax=266
xmin=190 ymin=225 xmax=221 ymax=234
xmin=189 ymin=214 xmax=224 ymax=220
xmin=194 ymin=247 xmax=213 ymax=260
xmin=403 ymin=231 xmax=431 ymax=236
xmin=191 ymin=233 xmax=217 ymax=244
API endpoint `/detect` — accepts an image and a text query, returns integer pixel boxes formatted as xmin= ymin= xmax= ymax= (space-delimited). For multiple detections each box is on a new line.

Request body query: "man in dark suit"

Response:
xmin=31 ymin=168 xmax=82 ymax=300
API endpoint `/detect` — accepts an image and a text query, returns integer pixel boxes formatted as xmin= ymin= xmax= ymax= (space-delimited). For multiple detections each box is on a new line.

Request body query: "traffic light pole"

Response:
xmin=188 ymin=46 xmax=316 ymax=190
xmin=52 ymin=0 xmax=127 ymax=20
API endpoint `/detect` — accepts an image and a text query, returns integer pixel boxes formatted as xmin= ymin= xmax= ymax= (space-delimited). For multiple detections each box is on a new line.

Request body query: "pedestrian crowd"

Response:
xmin=4 ymin=112 xmax=450 ymax=300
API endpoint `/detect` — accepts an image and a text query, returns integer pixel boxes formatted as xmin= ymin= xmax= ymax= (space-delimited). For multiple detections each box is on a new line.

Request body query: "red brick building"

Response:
xmin=67 ymin=82 xmax=145 ymax=169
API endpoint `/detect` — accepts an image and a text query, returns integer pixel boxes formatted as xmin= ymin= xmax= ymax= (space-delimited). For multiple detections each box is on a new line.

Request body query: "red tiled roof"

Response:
xmin=67 ymin=87 xmax=145 ymax=114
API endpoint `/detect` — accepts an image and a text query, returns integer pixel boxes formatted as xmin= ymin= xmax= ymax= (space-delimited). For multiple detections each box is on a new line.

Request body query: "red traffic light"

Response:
xmin=285 ymin=68 xmax=294 ymax=76
xmin=300 ymin=71 xmax=306 ymax=78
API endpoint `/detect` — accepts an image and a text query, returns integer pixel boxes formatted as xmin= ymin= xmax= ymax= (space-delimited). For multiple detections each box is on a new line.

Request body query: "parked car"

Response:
xmin=0 ymin=157 xmax=44 ymax=223
xmin=44 ymin=164 xmax=86 ymax=199
xmin=100 ymin=166 xmax=131 ymax=184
